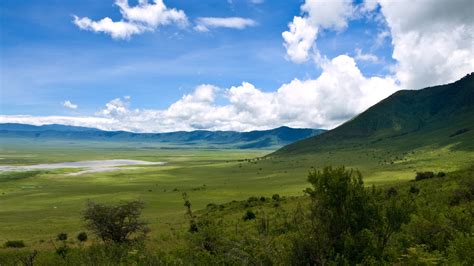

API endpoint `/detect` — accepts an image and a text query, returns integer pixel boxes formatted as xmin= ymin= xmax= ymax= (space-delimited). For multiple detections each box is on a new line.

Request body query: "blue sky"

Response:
xmin=0 ymin=0 xmax=471 ymax=132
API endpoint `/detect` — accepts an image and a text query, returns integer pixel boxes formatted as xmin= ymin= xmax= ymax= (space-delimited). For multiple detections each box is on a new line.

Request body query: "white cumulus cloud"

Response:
xmin=283 ymin=0 xmax=473 ymax=91
xmin=73 ymin=0 xmax=188 ymax=40
xmin=62 ymin=100 xmax=78 ymax=110
xmin=282 ymin=16 xmax=318 ymax=64
xmin=282 ymin=0 xmax=353 ymax=64
xmin=194 ymin=17 xmax=257 ymax=32
xmin=73 ymin=16 xmax=145 ymax=40
xmin=377 ymin=0 xmax=474 ymax=89
xmin=0 ymin=56 xmax=400 ymax=132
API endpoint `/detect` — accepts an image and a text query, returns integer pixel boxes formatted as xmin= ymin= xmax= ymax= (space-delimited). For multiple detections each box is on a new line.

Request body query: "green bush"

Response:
xmin=77 ymin=232 xmax=88 ymax=242
xmin=272 ymin=194 xmax=281 ymax=201
xmin=294 ymin=166 xmax=414 ymax=264
xmin=415 ymin=171 xmax=435 ymax=181
xmin=447 ymin=234 xmax=474 ymax=265
xmin=4 ymin=240 xmax=25 ymax=248
xmin=56 ymin=245 xmax=70 ymax=259
xmin=243 ymin=210 xmax=256 ymax=221
xmin=247 ymin=196 xmax=259 ymax=203
xmin=387 ymin=187 xmax=398 ymax=197
xmin=57 ymin=232 xmax=68 ymax=241
xmin=409 ymin=185 xmax=420 ymax=194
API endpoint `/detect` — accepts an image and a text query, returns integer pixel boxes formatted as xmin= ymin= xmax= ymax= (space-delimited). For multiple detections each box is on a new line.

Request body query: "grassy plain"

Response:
xmin=0 ymin=137 xmax=473 ymax=250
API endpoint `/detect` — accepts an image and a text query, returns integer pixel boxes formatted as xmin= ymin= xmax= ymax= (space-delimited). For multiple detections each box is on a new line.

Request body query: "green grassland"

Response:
xmin=1 ymin=136 xmax=473 ymax=250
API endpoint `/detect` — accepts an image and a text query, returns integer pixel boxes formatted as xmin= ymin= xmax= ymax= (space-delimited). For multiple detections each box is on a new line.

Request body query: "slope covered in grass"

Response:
xmin=275 ymin=73 xmax=474 ymax=155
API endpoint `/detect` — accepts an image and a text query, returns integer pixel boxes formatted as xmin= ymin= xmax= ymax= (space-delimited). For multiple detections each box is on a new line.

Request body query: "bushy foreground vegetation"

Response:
xmin=1 ymin=166 xmax=472 ymax=265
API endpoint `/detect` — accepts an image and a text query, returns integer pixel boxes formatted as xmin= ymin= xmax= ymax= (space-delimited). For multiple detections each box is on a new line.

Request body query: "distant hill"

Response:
xmin=0 ymin=124 xmax=325 ymax=149
xmin=274 ymin=73 xmax=474 ymax=156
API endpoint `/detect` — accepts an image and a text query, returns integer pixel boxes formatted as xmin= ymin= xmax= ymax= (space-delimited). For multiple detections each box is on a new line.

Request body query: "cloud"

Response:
xmin=0 ymin=56 xmax=400 ymax=132
xmin=377 ymin=0 xmax=474 ymax=89
xmin=194 ymin=17 xmax=257 ymax=32
xmin=282 ymin=0 xmax=473 ymax=90
xmin=354 ymin=48 xmax=378 ymax=62
xmin=62 ymin=100 xmax=78 ymax=110
xmin=360 ymin=0 xmax=378 ymax=13
xmin=374 ymin=30 xmax=390 ymax=48
xmin=249 ymin=0 xmax=264 ymax=4
xmin=282 ymin=0 xmax=353 ymax=63
xmin=73 ymin=0 xmax=188 ymax=39
xmin=301 ymin=0 xmax=353 ymax=30
xmin=115 ymin=0 xmax=187 ymax=28
xmin=97 ymin=97 xmax=131 ymax=117
xmin=282 ymin=16 xmax=318 ymax=64
xmin=73 ymin=16 xmax=146 ymax=40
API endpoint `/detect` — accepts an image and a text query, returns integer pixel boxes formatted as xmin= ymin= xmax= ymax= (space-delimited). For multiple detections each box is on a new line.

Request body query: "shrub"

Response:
xmin=272 ymin=194 xmax=281 ymax=201
xmin=259 ymin=196 xmax=266 ymax=202
xmin=449 ymin=188 xmax=472 ymax=205
xmin=77 ymin=232 xmax=88 ymax=242
xmin=206 ymin=203 xmax=217 ymax=209
xmin=56 ymin=245 xmax=70 ymax=259
xmin=83 ymin=200 xmax=148 ymax=243
xmin=186 ymin=218 xmax=227 ymax=256
xmin=17 ymin=250 xmax=38 ymax=266
xmin=447 ymin=234 xmax=474 ymax=265
xmin=247 ymin=196 xmax=259 ymax=203
xmin=295 ymin=166 xmax=414 ymax=264
xmin=4 ymin=240 xmax=25 ymax=248
xmin=243 ymin=210 xmax=256 ymax=221
xmin=409 ymin=185 xmax=420 ymax=194
xmin=415 ymin=171 xmax=435 ymax=181
xmin=387 ymin=187 xmax=398 ymax=197
xmin=437 ymin=172 xmax=446 ymax=177
xmin=57 ymin=232 xmax=68 ymax=241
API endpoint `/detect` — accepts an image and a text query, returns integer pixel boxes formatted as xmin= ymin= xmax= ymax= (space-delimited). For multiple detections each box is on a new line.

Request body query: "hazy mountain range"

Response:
xmin=0 ymin=124 xmax=325 ymax=149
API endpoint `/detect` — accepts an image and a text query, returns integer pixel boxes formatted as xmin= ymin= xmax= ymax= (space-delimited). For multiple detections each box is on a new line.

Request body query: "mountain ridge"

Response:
xmin=273 ymin=73 xmax=474 ymax=155
xmin=0 ymin=124 xmax=326 ymax=149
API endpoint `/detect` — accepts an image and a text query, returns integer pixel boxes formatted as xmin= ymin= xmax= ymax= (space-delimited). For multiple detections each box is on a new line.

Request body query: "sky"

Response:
xmin=0 ymin=0 xmax=472 ymax=132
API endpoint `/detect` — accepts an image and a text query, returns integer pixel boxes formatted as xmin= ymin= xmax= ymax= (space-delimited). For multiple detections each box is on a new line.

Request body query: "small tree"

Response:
xmin=57 ymin=233 xmax=68 ymax=241
xmin=83 ymin=200 xmax=148 ymax=243
xmin=293 ymin=166 xmax=413 ymax=264
xmin=272 ymin=194 xmax=281 ymax=201
xmin=77 ymin=232 xmax=88 ymax=242
xmin=243 ymin=210 xmax=256 ymax=221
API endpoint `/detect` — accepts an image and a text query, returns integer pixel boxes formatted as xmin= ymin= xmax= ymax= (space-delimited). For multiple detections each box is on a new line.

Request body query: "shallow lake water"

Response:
xmin=0 ymin=159 xmax=165 ymax=176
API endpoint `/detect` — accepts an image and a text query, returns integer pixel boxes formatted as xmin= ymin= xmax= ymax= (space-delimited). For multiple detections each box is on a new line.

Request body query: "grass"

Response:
xmin=0 ymin=137 xmax=473 ymax=251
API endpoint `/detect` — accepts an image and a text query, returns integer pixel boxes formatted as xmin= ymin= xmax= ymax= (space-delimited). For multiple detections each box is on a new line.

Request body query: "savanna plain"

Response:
xmin=1 ymin=137 xmax=472 ymax=249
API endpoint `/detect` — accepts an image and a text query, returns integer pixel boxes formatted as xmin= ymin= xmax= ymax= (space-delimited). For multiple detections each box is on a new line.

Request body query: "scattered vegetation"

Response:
xmin=3 ymin=240 xmax=25 ymax=248
xmin=0 ymin=166 xmax=472 ymax=265
xmin=0 ymin=171 xmax=42 ymax=182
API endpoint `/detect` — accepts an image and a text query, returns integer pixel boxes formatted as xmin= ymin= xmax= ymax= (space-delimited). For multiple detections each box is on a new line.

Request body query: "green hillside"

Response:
xmin=274 ymin=73 xmax=474 ymax=155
